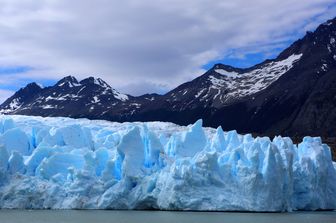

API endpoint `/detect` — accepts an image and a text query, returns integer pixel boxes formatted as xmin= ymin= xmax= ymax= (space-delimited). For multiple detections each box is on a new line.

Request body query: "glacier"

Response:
xmin=0 ymin=115 xmax=335 ymax=211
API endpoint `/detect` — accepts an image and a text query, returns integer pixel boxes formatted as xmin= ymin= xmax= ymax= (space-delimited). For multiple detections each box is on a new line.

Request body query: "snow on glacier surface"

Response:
xmin=0 ymin=115 xmax=335 ymax=211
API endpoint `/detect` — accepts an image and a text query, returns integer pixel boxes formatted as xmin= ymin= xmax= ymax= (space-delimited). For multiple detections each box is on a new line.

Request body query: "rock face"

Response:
xmin=0 ymin=115 xmax=335 ymax=211
xmin=208 ymin=17 xmax=336 ymax=137
xmin=1 ymin=17 xmax=336 ymax=137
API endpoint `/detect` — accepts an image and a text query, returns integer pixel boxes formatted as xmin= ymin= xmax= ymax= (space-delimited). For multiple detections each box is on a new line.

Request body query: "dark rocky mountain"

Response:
xmin=1 ymin=17 xmax=336 ymax=137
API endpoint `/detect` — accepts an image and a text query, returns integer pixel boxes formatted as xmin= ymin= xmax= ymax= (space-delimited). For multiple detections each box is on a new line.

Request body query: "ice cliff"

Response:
xmin=0 ymin=115 xmax=335 ymax=211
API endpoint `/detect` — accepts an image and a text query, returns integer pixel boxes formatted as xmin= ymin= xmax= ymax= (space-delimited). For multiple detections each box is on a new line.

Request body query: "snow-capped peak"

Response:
xmin=94 ymin=77 xmax=111 ymax=89
xmin=80 ymin=77 xmax=129 ymax=101
xmin=323 ymin=18 xmax=335 ymax=26
xmin=203 ymin=54 xmax=303 ymax=103
xmin=80 ymin=77 xmax=111 ymax=88
xmin=57 ymin=76 xmax=81 ymax=88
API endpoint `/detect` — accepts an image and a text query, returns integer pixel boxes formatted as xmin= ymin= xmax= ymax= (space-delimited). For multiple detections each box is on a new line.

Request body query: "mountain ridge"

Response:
xmin=1 ymin=16 xmax=336 ymax=137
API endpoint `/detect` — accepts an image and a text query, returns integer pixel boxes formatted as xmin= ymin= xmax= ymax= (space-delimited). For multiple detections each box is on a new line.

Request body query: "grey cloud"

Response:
xmin=0 ymin=0 xmax=335 ymax=96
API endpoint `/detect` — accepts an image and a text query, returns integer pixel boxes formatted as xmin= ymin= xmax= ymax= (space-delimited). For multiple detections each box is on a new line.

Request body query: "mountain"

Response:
xmin=0 ymin=76 xmax=131 ymax=118
xmin=0 ymin=82 xmax=43 ymax=114
xmin=208 ymin=17 xmax=336 ymax=137
xmin=1 ymin=17 xmax=336 ymax=137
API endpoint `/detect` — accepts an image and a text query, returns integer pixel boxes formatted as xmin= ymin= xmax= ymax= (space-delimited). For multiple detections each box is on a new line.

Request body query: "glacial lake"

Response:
xmin=0 ymin=210 xmax=335 ymax=223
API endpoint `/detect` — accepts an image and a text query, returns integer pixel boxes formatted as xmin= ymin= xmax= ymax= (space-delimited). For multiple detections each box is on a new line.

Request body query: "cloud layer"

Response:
xmin=0 ymin=0 xmax=335 ymax=97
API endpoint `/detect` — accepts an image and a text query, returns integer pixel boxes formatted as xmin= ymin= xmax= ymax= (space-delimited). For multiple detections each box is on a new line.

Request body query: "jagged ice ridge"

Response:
xmin=0 ymin=115 xmax=335 ymax=211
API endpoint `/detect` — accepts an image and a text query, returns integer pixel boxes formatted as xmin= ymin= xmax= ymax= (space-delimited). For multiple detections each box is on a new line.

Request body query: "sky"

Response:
xmin=0 ymin=0 xmax=336 ymax=103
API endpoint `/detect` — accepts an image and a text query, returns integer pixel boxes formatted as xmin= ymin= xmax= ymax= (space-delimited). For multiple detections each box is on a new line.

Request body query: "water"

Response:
xmin=0 ymin=210 xmax=335 ymax=223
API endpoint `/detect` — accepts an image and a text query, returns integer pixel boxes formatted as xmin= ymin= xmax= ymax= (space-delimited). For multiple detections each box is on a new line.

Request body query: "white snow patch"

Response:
xmin=8 ymin=98 xmax=22 ymax=110
xmin=58 ymin=81 xmax=81 ymax=88
xmin=41 ymin=105 xmax=54 ymax=109
xmin=328 ymin=45 xmax=332 ymax=53
xmin=94 ymin=78 xmax=110 ymax=89
xmin=195 ymin=89 xmax=206 ymax=98
xmin=112 ymin=89 xmax=129 ymax=101
xmin=214 ymin=69 xmax=239 ymax=78
xmin=130 ymin=103 xmax=141 ymax=108
xmin=145 ymin=97 xmax=155 ymax=101
xmin=46 ymin=94 xmax=78 ymax=102
xmin=92 ymin=96 xmax=100 ymax=103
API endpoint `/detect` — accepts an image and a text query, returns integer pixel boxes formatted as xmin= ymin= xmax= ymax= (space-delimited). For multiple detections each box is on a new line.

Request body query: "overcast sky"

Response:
xmin=0 ymin=0 xmax=335 ymax=103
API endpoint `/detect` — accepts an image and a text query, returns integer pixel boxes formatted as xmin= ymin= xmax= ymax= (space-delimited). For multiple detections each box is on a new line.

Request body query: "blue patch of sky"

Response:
xmin=0 ymin=66 xmax=32 ymax=75
xmin=0 ymin=66 xmax=55 ymax=91
xmin=202 ymin=52 xmax=272 ymax=70
xmin=2 ymin=79 xmax=56 ymax=91
xmin=203 ymin=6 xmax=336 ymax=70
xmin=202 ymin=42 xmax=293 ymax=70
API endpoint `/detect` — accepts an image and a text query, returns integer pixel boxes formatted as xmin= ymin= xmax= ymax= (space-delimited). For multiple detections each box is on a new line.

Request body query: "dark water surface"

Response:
xmin=0 ymin=210 xmax=335 ymax=223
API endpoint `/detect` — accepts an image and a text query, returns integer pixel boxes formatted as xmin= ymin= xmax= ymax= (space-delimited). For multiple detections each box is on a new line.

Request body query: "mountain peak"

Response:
xmin=24 ymin=82 xmax=43 ymax=90
xmin=276 ymin=16 xmax=336 ymax=61
xmin=208 ymin=63 xmax=244 ymax=79
xmin=56 ymin=75 xmax=80 ymax=88
xmin=0 ymin=82 xmax=44 ymax=113
xmin=211 ymin=63 xmax=242 ymax=72
xmin=322 ymin=16 xmax=336 ymax=27
xmin=79 ymin=77 xmax=111 ymax=89
xmin=95 ymin=77 xmax=111 ymax=88
xmin=13 ymin=82 xmax=43 ymax=95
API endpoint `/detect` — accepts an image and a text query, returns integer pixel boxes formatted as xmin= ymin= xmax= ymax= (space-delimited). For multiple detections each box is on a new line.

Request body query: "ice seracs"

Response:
xmin=0 ymin=115 xmax=335 ymax=211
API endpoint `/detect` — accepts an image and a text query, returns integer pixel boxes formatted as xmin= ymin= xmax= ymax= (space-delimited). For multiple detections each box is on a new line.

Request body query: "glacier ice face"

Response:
xmin=0 ymin=115 xmax=335 ymax=211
